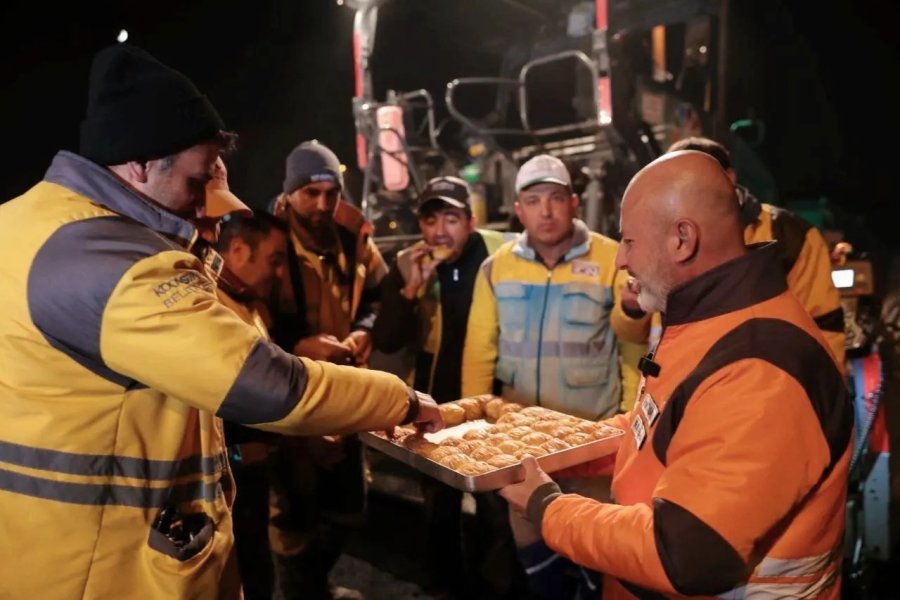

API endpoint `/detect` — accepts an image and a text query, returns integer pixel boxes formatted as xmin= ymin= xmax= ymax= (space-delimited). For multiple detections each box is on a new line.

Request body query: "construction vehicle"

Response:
xmin=341 ymin=1 xmax=894 ymax=592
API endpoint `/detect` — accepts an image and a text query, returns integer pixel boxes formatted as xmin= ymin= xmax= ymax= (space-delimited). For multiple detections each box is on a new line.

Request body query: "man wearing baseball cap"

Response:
xmin=461 ymin=153 xmax=650 ymax=591
xmin=372 ymin=176 xmax=522 ymax=596
xmin=268 ymin=140 xmax=389 ymax=599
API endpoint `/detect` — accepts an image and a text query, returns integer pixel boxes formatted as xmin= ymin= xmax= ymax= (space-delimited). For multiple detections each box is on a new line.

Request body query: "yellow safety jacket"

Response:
xmin=462 ymin=220 xmax=650 ymax=419
xmin=743 ymin=198 xmax=845 ymax=369
xmin=0 ymin=152 xmax=414 ymax=600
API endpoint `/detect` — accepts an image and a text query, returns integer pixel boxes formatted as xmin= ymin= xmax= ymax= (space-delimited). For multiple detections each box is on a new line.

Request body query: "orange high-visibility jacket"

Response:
xmin=541 ymin=243 xmax=853 ymax=599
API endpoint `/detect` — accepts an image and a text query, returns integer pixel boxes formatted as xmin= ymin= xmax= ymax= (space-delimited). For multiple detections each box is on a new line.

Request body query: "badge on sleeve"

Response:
xmin=631 ymin=415 xmax=647 ymax=450
xmin=641 ymin=392 xmax=660 ymax=427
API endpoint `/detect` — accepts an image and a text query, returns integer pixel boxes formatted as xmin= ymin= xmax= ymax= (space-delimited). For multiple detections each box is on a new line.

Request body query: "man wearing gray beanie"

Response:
xmin=0 ymin=45 xmax=441 ymax=600
xmin=268 ymin=140 xmax=388 ymax=599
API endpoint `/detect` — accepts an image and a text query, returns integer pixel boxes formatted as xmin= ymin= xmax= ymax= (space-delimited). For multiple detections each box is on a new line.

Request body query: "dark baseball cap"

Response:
xmin=417 ymin=176 xmax=471 ymax=213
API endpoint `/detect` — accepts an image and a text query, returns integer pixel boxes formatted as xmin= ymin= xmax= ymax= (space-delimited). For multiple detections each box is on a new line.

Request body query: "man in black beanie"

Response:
xmin=0 ymin=43 xmax=441 ymax=600
xmin=267 ymin=140 xmax=389 ymax=600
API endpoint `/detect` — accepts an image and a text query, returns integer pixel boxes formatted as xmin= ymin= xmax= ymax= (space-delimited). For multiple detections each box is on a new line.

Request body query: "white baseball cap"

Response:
xmin=514 ymin=154 xmax=572 ymax=193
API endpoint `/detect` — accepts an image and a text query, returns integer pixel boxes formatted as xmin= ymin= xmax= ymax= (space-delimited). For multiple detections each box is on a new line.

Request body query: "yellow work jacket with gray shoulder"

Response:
xmin=740 ymin=187 xmax=846 ymax=370
xmin=0 ymin=151 xmax=415 ymax=600
xmin=462 ymin=220 xmax=650 ymax=419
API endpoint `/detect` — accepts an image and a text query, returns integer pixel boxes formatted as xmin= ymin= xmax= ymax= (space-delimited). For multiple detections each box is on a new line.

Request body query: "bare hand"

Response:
xmin=499 ymin=456 xmax=554 ymax=514
xmin=343 ymin=330 xmax=373 ymax=367
xmin=412 ymin=390 xmax=443 ymax=434
xmin=294 ymin=333 xmax=354 ymax=364
xmin=621 ymin=276 xmax=643 ymax=315
xmin=401 ymin=243 xmax=442 ymax=300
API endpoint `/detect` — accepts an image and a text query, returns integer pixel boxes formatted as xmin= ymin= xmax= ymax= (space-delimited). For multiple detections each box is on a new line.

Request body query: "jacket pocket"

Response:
xmin=494 ymin=282 xmax=530 ymax=337
xmin=147 ymin=513 xmax=215 ymax=562
xmin=561 ymin=283 xmax=610 ymax=325
xmin=563 ymin=365 xmax=604 ymax=389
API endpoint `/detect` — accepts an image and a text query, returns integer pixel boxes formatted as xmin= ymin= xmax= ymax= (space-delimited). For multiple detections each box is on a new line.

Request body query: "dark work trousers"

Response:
xmin=421 ymin=476 xmax=530 ymax=599
xmin=231 ymin=455 xmax=275 ymax=600
xmin=269 ymin=435 xmax=366 ymax=599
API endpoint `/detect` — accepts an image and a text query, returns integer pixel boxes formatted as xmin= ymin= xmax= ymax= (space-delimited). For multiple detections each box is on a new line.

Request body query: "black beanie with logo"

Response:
xmin=79 ymin=44 xmax=225 ymax=165
xmin=282 ymin=140 xmax=344 ymax=194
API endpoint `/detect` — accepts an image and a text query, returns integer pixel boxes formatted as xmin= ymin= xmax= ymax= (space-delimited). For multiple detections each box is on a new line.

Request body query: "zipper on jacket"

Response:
xmin=535 ymin=269 xmax=553 ymax=406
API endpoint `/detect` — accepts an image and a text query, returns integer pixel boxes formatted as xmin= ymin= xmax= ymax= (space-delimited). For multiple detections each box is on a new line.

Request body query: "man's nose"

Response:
xmin=539 ymin=197 xmax=553 ymax=216
xmin=614 ymin=244 xmax=627 ymax=270
xmin=316 ymin=196 xmax=330 ymax=212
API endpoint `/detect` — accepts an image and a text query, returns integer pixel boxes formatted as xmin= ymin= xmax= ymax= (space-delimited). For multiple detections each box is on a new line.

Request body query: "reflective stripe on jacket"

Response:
xmin=0 ymin=151 xmax=412 ymax=599
xmin=462 ymin=220 xmax=649 ymax=419
xmin=542 ymin=243 xmax=853 ymax=599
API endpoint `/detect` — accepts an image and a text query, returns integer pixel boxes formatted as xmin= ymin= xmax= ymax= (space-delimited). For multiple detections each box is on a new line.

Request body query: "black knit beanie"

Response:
xmin=79 ymin=44 xmax=225 ymax=165
xmin=283 ymin=140 xmax=344 ymax=194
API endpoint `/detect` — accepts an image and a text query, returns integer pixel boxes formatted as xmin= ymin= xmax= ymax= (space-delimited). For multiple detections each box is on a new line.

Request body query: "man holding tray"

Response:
xmin=500 ymin=151 xmax=852 ymax=599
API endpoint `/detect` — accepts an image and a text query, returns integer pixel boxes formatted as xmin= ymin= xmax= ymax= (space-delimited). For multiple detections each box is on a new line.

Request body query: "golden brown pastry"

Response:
xmin=486 ymin=433 xmax=511 ymax=446
xmin=456 ymin=461 xmax=493 ymax=476
xmin=457 ymin=398 xmax=483 ymax=421
xmin=439 ymin=453 xmax=473 ymax=470
xmin=531 ymin=420 xmax=561 ymax=434
xmin=470 ymin=445 xmax=502 ymax=461
xmin=484 ymin=398 xmax=506 ymax=423
xmin=439 ymin=436 xmax=466 ymax=447
xmin=453 ymin=440 xmax=483 ymax=455
xmin=542 ymin=438 xmax=571 ymax=453
xmin=506 ymin=426 xmax=532 ymax=440
xmin=564 ymin=432 xmax=594 ymax=447
xmin=573 ymin=421 xmax=601 ymax=436
xmin=431 ymin=245 xmax=453 ymax=261
xmin=487 ymin=453 xmax=519 ymax=468
xmin=513 ymin=447 xmax=545 ymax=460
xmin=428 ymin=445 xmax=462 ymax=462
xmin=439 ymin=403 xmax=467 ymax=427
xmin=489 ymin=423 xmax=514 ymax=434
xmin=595 ymin=425 xmax=621 ymax=439
xmin=403 ymin=436 xmax=438 ymax=455
xmin=498 ymin=402 xmax=524 ymax=416
xmin=496 ymin=412 xmax=535 ymax=427
xmin=549 ymin=425 xmax=576 ymax=439
xmin=391 ymin=425 xmax=418 ymax=439
xmin=469 ymin=394 xmax=497 ymax=408
xmin=497 ymin=439 xmax=525 ymax=455
xmin=520 ymin=406 xmax=552 ymax=418
xmin=520 ymin=431 xmax=553 ymax=446
xmin=462 ymin=428 xmax=491 ymax=441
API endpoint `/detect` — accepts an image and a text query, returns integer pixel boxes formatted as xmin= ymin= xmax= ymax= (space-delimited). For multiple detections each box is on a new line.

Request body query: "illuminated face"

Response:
xmin=226 ymin=229 xmax=288 ymax=298
xmin=514 ymin=182 xmax=578 ymax=249
xmin=143 ymin=142 xmax=219 ymax=220
xmin=418 ymin=205 xmax=474 ymax=263
xmin=615 ymin=200 xmax=673 ymax=313
xmin=286 ymin=181 xmax=341 ymax=231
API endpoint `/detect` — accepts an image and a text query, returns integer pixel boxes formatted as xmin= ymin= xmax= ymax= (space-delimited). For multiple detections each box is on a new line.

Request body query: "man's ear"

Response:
xmin=229 ymin=237 xmax=251 ymax=264
xmin=124 ymin=160 xmax=151 ymax=184
xmin=672 ymin=218 xmax=699 ymax=263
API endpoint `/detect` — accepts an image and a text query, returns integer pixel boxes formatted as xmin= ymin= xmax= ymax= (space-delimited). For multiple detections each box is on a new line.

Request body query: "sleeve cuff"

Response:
xmin=526 ymin=481 xmax=562 ymax=528
xmin=400 ymin=387 xmax=420 ymax=425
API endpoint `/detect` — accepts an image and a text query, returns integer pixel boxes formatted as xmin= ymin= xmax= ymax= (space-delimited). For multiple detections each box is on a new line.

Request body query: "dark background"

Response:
xmin=1 ymin=0 xmax=898 ymax=250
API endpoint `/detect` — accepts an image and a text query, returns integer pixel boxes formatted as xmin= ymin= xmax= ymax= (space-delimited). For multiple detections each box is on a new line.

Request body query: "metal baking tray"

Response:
xmin=361 ymin=419 xmax=624 ymax=492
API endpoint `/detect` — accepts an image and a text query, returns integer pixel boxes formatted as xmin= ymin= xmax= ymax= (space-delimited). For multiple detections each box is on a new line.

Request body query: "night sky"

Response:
xmin=2 ymin=0 xmax=898 ymax=251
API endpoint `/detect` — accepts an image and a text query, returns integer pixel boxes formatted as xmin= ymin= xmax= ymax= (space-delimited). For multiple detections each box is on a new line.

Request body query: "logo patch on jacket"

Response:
xmin=571 ymin=259 xmax=600 ymax=277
